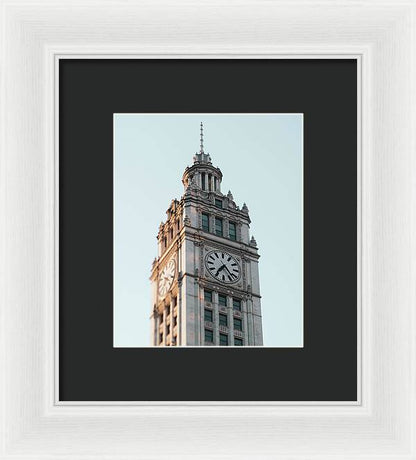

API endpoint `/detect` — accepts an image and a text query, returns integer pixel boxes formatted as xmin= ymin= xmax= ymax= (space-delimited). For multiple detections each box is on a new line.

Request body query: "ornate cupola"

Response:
xmin=182 ymin=122 xmax=223 ymax=192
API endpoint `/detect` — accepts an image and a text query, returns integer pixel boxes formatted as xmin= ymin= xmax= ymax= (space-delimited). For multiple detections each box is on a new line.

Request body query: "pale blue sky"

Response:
xmin=114 ymin=114 xmax=303 ymax=347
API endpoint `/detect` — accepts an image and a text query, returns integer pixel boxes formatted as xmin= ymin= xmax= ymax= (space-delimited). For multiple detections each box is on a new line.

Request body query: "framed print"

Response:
xmin=1 ymin=1 xmax=415 ymax=459
xmin=59 ymin=58 xmax=357 ymax=402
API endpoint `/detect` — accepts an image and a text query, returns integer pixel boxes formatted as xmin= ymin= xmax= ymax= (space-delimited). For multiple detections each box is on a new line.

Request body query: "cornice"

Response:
xmin=184 ymin=194 xmax=251 ymax=222
xmin=180 ymin=272 xmax=262 ymax=299
xmin=182 ymin=227 xmax=260 ymax=259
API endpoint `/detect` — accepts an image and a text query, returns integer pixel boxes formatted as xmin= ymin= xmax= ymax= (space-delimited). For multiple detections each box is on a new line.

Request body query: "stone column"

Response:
xmin=227 ymin=295 xmax=233 ymax=346
xmin=169 ymin=298 xmax=174 ymax=346
xmin=241 ymin=302 xmax=248 ymax=346
xmin=209 ymin=215 xmax=215 ymax=234
xmin=237 ymin=223 xmax=242 ymax=243
xmin=199 ymin=285 xmax=204 ymax=346
xmin=213 ymin=291 xmax=219 ymax=346
xmin=224 ymin=219 xmax=229 ymax=240
xmin=161 ymin=308 xmax=166 ymax=346
xmin=177 ymin=288 xmax=182 ymax=346
xmin=247 ymin=299 xmax=255 ymax=346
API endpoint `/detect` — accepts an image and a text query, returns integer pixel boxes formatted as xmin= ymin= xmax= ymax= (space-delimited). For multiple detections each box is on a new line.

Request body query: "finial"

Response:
xmin=200 ymin=122 xmax=204 ymax=153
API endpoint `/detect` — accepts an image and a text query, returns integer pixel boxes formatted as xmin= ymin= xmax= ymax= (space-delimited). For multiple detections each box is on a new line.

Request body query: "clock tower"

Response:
xmin=150 ymin=124 xmax=263 ymax=346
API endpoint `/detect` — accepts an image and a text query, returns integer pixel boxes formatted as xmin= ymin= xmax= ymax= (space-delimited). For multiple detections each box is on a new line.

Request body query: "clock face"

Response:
xmin=205 ymin=251 xmax=241 ymax=284
xmin=158 ymin=259 xmax=176 ymax=298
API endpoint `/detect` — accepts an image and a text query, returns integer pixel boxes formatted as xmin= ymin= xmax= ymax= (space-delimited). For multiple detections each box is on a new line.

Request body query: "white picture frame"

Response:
xmin=1 ymin=0 xmax=415 ymax=458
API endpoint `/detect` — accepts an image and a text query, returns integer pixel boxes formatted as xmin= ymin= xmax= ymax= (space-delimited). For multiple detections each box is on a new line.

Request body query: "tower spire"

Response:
xmin=200 ymin=122 xmax=204 ymax=153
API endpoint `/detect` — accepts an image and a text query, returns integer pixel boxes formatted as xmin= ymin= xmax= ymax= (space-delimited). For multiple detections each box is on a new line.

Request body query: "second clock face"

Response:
xmin=205 ymin=251 xmax=241 ymax=283
xmin=158 ymin=258 xmax=175 ymax=298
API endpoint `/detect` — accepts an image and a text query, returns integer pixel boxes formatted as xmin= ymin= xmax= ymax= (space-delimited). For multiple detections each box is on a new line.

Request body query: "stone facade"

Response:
xmin=150 ymin=124 xmax=263 ymax=346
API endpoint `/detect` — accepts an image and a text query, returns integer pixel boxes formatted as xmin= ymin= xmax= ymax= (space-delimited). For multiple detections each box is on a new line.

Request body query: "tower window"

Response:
xmin=215 ymin=217 xmax=223 ymax=236
xmin=177 ymin=219 xmax=180 ymax=230
xmin=159 ymin=314 xmax=164 ymax=324
xmin=218 ymin=294 xmax=227 ymax=307
xmin=215 ymin=199 xmax=223 ymax=208
xmin=219 ymin=333 xmax=229 ymax=346
xmin=170 ymin=228 xmax=173 ymax=239
xmin=205 ymin=329 xmax=214 ymax=343
xmin=159 ymin=332 xmax=163 ymax=344
xmin=233 ymin=298 xmax=241 ymax=311
xmin=233 ymin=318 xmax=243 ymax=331
xmin=173 ymin=315 xmax=177 ymax=326
xmin=164 ymin=236 xmax=167 ymax=248
xmin=202 ymin=213 xmax=209 ymax=232
xmin=202 ymin=173 xmax=206 ymax=190
xmin=204 ymin=309 xmax=213 ymax=322
xmin=229 ymin=222 xmax=236 ymax=241
xmin=219 ymin=313 xmax=228 ymax=327
xmin=204 ymin=290 xmax=212 ymax=302
xmin=208 ymin=174 xmax=212 ymax=191
xmin=234 ymin=337 xmax=243 ymax=346
xmin=214 ymin=177 xmax=217 ymax=191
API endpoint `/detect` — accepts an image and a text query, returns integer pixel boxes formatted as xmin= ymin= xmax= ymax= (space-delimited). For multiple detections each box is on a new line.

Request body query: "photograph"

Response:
xmin=114 ymin=114 xmax=303 ymax=347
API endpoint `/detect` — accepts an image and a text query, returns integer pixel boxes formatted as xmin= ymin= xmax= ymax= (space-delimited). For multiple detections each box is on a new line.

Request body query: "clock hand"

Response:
xmin=223 ymin=266 xmax=236 ymax=278
xmin=215 ymin=264 xmax=226 ymax=277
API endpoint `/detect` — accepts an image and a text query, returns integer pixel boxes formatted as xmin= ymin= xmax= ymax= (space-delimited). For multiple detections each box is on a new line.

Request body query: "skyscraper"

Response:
xmin=150 ymin=124 xmax=263 ymax=346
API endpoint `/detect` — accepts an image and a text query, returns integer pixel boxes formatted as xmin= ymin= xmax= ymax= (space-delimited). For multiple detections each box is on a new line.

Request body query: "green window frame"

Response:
xmin=234 ymin=337 xmax=243 ymax=346
xmin=233 ymin=318 xmax=243 ymax=331
xmin=204 ymin=290 xmax=212 ymax=302
xmin=219 ymin=313 xmax=228 ymax=326
xmin=233 ymin=298 xmax=241 ymax=311
xmin=202 ymin=213 xmax=209 ymax=232
xmin=229 ymin=221 xmax=237 ymax=241
xmin=204 ymin=309 xmax=213 ymax=322
xmin=218 ymin=294 xmax=227 ymax=307
xmin=219 ymin=333 xmax=229 ymax=346
xmin=205 ymin=329 xmax=214 ymax=343
xmin=215 ymin=217 xmax=223 ymax=236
